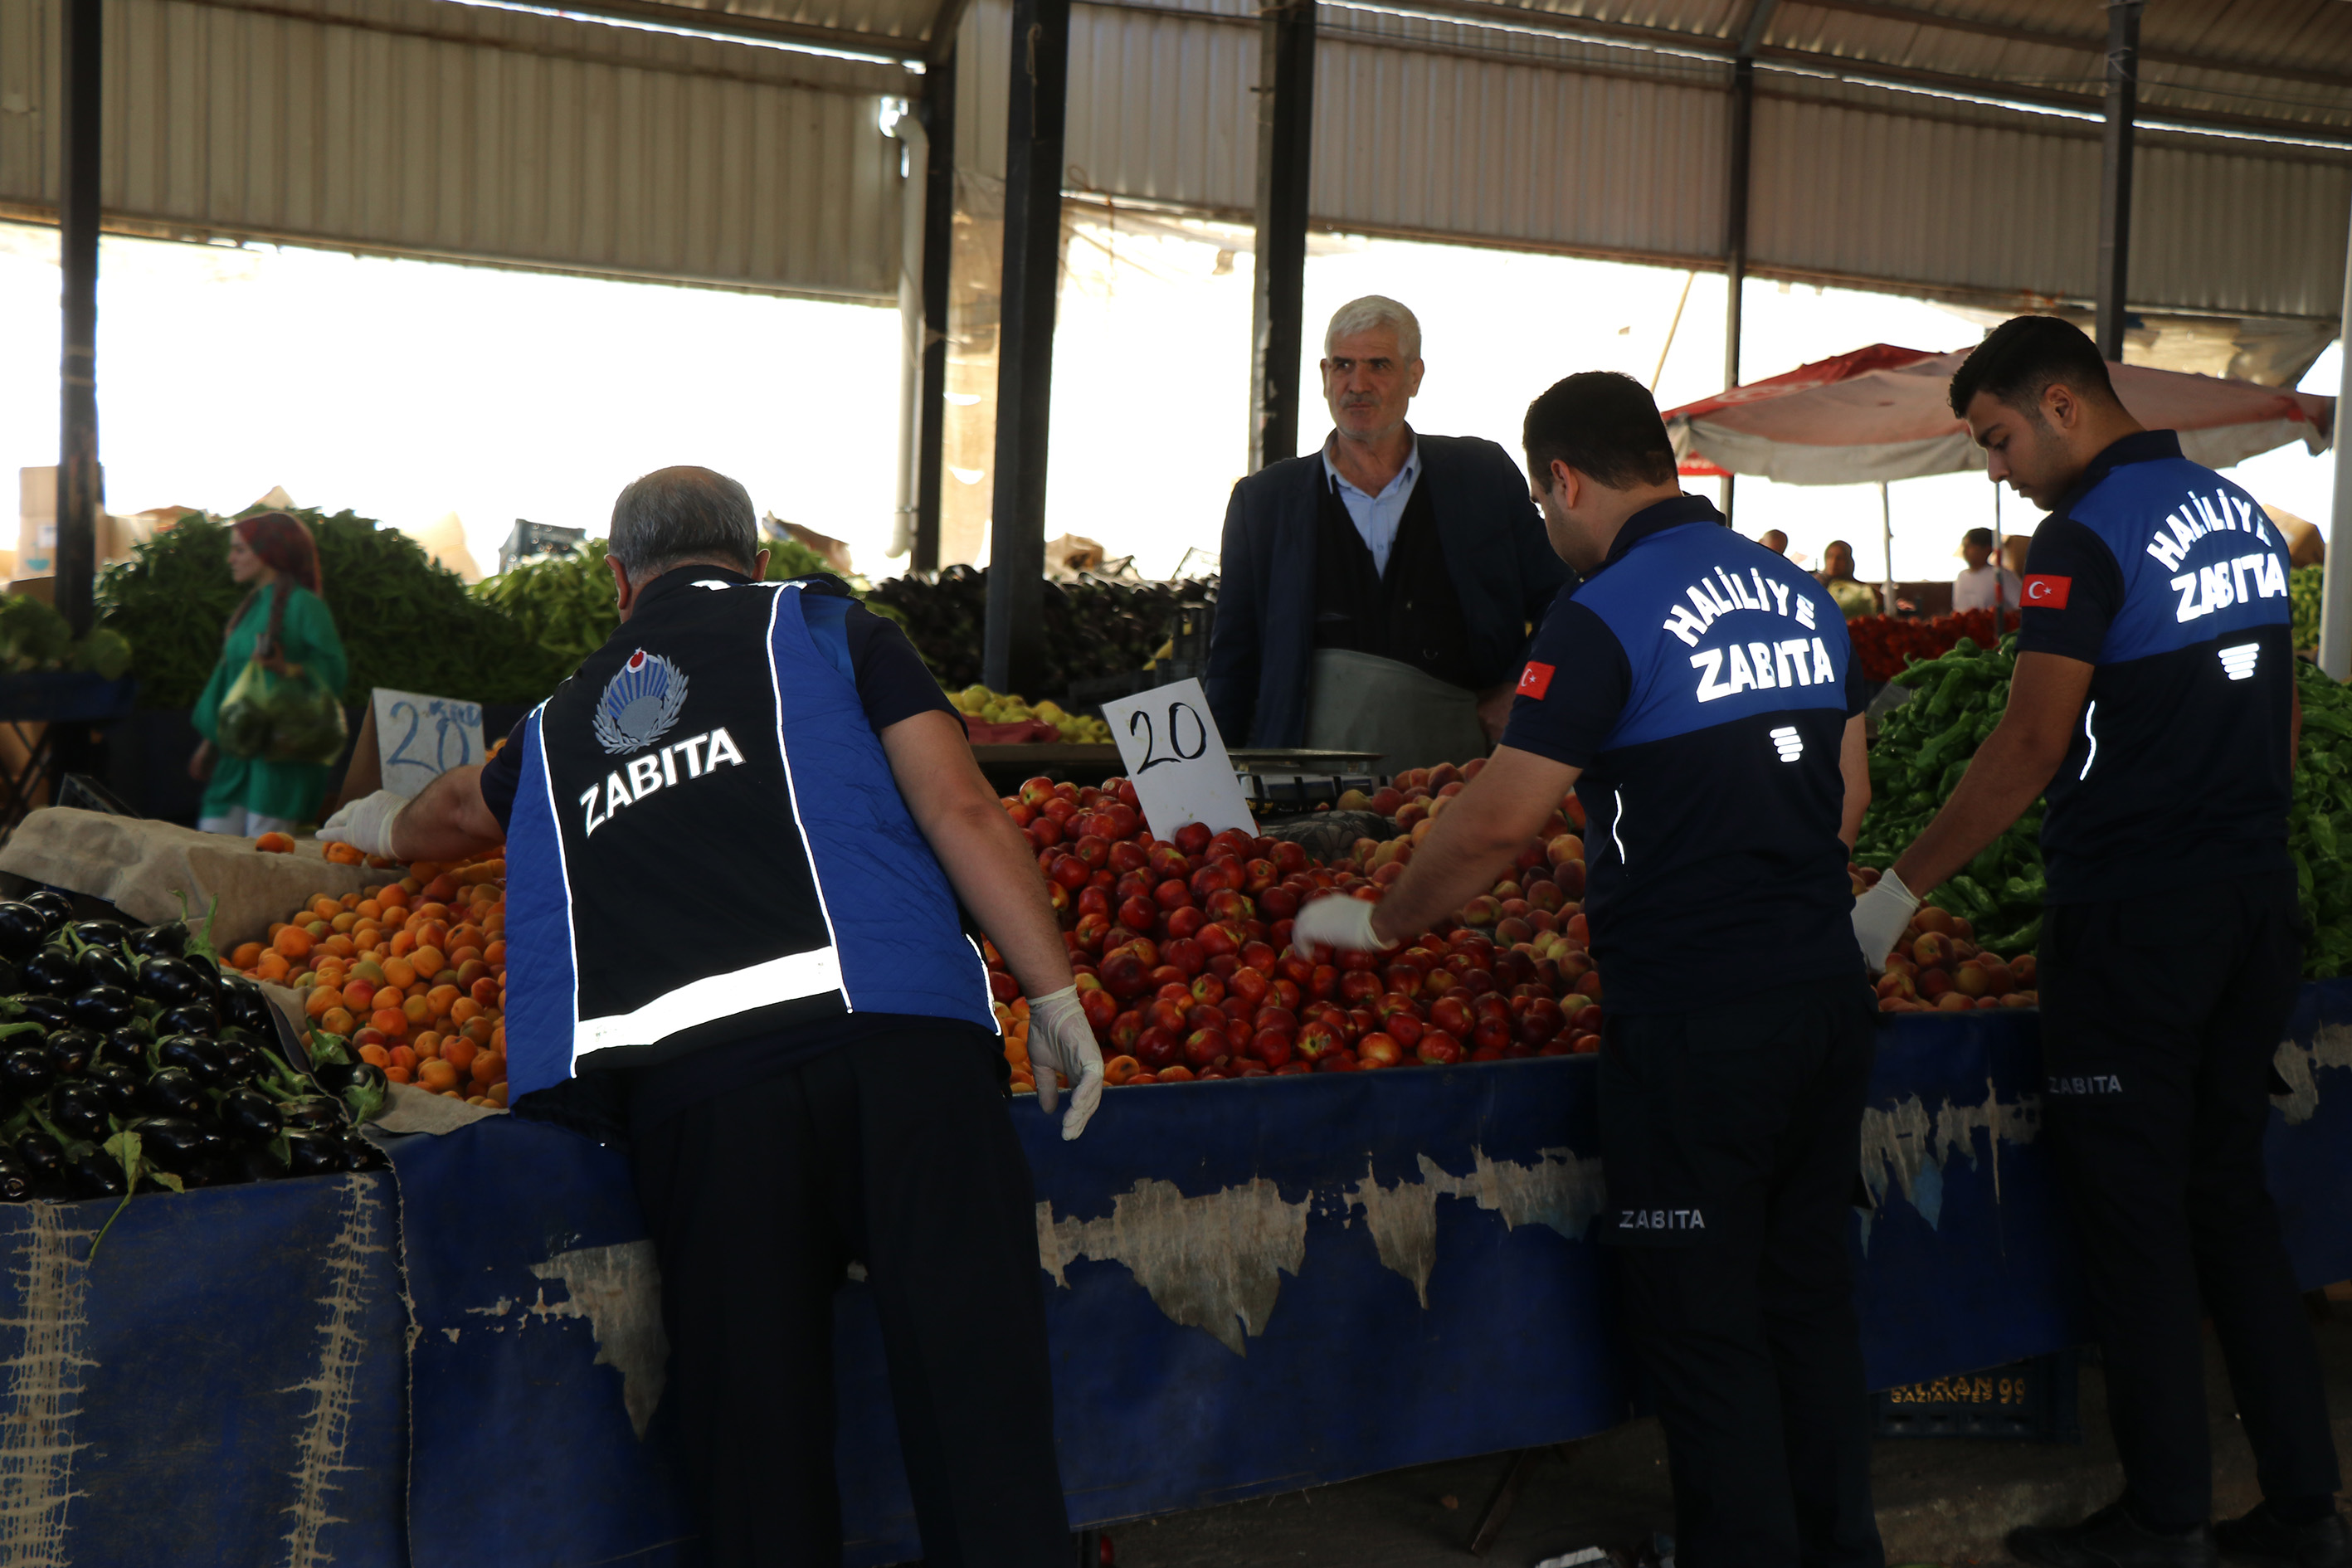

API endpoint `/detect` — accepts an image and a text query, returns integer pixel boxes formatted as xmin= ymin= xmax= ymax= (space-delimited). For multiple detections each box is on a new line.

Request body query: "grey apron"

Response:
xmin=1303 ymin=647 xmax=1489 ymax=777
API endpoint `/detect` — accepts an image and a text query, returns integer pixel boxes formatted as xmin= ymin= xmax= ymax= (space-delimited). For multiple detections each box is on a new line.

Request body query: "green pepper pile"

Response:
xmin=1859 ymin=635 xmax=2352 ymax=976
xmin=95 ymin=519 xmax=246 ymax=708
xmin=101 ymin=509 xmax=570 ymax=709
xmin=471 ymin=536 xmax=896 ymax=679
xmin=2290 ymin=657 xmax=2352 ymax=976
xmin=1854 ymin=635 xmax=2047 ymax=954
xmin=2291 ymin=564 xmax=2322 ymax=653
xmin=469 ymin=540 xmax=626 ymax=675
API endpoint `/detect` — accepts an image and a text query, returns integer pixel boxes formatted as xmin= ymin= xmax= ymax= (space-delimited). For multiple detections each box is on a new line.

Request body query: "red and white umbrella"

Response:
xmin=1665 ymin=343 xmax=2335 ymax=485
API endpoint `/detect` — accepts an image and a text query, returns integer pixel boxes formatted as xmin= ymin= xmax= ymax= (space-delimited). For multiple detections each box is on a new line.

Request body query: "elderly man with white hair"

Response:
xmin=1206 ymin=295 xmax=1570 ymax=771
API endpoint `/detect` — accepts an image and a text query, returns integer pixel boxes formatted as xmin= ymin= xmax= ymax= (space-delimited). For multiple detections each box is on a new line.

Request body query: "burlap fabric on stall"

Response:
xmin=0 ymin=807 xmax=377 ymax=949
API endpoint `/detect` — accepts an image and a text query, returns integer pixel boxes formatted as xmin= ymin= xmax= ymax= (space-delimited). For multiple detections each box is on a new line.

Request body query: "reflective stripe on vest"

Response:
xmin=576 ymin=944 xmax=845 ymax=1055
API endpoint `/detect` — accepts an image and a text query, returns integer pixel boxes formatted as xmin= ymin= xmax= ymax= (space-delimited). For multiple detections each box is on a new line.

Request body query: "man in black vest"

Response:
xmin=1206 ymin=295 xmax=1570 ymax=770
xmin=324 ymin=467 xmax=1101 ymax=1568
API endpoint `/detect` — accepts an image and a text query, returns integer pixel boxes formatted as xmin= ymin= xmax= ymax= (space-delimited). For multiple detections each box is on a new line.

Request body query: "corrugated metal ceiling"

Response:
xmin=544 ymin=0 xmax=2352 ymax=146
xmin=952 ymin=0 xmax=2350 ymax=319
xmin=0 ymin=0 xmax=908 ymax=298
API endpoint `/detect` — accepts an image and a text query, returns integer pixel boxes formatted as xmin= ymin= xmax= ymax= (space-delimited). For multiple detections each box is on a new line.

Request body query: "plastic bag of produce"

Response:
xmin=217 ymin=657 xmax=348 ymax=764
xmin=268 ymin=670 xmax=348 ymax=763
xmin=217 ymin=658 xmax=275 ymax=757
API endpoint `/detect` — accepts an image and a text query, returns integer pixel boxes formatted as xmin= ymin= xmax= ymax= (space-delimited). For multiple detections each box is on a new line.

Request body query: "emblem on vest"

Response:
xmin=596 ymin=649 xmax=689 ymax=755
xmin=1621 ymin=1208 xmax=1705 ymax=1231
xmin=2045 ymin=1072 xmax=2123 ymax=1096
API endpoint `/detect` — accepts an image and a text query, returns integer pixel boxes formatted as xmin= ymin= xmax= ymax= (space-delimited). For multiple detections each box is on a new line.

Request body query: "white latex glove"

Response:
xmin=1291 ymin=894 xmax=1391 ymax=955
xmin=318 ymin=790 xmax=406 ymax=860
xmin=1851 ymin=870 xmax=1921 ymax=975
xmin=1025 ymin=986 xmax=1104 ymax=1141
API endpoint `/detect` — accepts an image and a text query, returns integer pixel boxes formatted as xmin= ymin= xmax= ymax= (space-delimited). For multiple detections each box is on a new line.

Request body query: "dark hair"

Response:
xmin=226 ymin=512 xmax=324 ymax=655
xmin=1522 ymin=372 xmax=1680 ymax=493
xmin=1947 ymin=315 xmax=2119 ymax=420
xmin=1963 ymin=526 xmax=1994 ymax=549
xmin=610 ymin=466 xmax=759 ymax=579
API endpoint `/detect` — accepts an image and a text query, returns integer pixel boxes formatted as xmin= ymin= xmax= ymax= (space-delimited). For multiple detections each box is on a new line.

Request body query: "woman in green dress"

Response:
xmin=189 ymin=513 xmax=348 ymax=835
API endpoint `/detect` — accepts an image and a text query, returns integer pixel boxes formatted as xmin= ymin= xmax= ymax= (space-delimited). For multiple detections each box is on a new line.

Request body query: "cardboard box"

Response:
xmin=18 ymin=467 xmax=56 ymax=577
xmin=19 ymin=466 xmax=147 ymax=572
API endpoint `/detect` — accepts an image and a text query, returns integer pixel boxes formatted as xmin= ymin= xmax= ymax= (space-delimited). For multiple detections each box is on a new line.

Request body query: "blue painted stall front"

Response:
xmin=0 ymin=1173 xmax=407 ymax=1568
xmin=2 ymin=995 xmax=2346 ymax=1566
xmin=382 ymin=984 xmax=2352 ymax=1568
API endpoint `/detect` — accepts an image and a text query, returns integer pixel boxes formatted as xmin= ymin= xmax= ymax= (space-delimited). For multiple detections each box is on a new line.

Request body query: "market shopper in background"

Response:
xmin=188 ymin=512 xmax=348 ymax=835
xmin=1206 ymin=295 xmax=1570 ymax=771
xmin=1851 ymin=316 xmax=2343 ymax=1568
xmin=1759 ymin=528 xmax=1789 ymax=555
xmin=1951 ymin=525 xmax=2020 ymax=613
xmin=1815 ymin=538 xmax=1879 ymax=618
xmin=1297 ymin=372 xmax=1881 ymax=1568
xmin=320 ymin=465 xmax=1099 ymax=1567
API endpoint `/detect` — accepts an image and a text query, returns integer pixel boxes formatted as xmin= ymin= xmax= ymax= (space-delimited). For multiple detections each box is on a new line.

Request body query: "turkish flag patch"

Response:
xmin=1517 ymin=661 xmax=1556 ymax=699
xmin=2022 ymin=574 xmax=2072 ymax=608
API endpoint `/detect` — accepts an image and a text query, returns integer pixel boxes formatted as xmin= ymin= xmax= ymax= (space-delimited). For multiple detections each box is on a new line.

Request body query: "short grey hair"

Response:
xmin=609 ymin=466 xmax=759 ymax=582
xmin=1325 ymin=295 xmax=1422 ymax=361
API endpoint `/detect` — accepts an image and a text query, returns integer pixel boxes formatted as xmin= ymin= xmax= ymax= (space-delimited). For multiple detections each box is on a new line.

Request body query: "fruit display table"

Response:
xmin=7 ymin=990 xmax=2352 ymax=1567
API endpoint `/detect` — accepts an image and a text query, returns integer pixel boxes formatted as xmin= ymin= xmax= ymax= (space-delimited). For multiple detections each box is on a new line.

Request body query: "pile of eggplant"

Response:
xmin=0 ymin=891 xmax=388 ymax=1205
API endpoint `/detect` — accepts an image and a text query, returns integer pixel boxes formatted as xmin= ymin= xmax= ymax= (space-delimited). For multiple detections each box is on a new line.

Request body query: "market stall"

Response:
xmin=0 ymin=609 xmax=2349 ymax=1564
xmin=4 ymin=984 xmax=2352 ymax=1567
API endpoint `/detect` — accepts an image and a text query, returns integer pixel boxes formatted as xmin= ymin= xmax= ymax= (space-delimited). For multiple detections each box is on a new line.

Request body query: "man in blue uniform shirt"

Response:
xmin=1853 ymin=317 xmax=2344 ymax=1568
xmin=1298 ymin=373 xmax=1882 ymax=1568
xmin=322 ymin=467 xmax=1103 ymax=1568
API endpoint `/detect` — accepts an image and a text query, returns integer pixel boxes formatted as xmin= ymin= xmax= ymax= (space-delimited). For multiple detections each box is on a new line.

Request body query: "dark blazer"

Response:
xmin=1205 ymin=433 xmax=1573 ymax=748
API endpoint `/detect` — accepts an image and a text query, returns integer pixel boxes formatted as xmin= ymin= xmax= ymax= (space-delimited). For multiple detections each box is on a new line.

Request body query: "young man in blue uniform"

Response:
xmin=1853 ymin=317 xmax=2344 ymax=1568
xmin=1298 ymin=373 xmax=1882 ymax=1568
xmin=323 ymin=467 xmax=1103 ymax=1567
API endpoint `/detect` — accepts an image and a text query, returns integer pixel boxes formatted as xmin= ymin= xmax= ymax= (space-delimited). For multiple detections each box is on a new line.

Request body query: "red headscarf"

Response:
xmin=226 ymin=512 xmax=324 ymax=650
xmin=234 ymin=512 xmax=322 ymax=595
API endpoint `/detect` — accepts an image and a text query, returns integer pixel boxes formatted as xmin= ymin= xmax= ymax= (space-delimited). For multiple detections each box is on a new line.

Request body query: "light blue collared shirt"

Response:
xmin=1322 ymin=432 xmax=1421 ymax=578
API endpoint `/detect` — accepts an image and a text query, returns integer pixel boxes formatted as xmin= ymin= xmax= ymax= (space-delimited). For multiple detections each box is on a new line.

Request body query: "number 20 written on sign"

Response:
xmin=1127 ymin=701 xmax=1209 ymax=771
xmin=371 ymin=687 xmax=487 ymax=798
xmin=1098 ymin=676 xmax=1256 ymax=840
xmin=386 ymin=699 xmax=479 ymax=777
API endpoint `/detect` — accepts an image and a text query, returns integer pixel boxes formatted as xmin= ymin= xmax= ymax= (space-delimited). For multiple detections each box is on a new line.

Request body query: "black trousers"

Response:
xmin=2040 ymin=869 xmax=2340 ymax=1531
xmin=1600 ymin=975 xmax=1884 ymax=1568
xmin=631 ymin=1025 xmax=1071 ymax=1567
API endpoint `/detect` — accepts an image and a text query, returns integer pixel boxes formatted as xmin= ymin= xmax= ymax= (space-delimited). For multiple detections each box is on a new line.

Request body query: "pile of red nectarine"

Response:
xmin=1848 ymin=866 xmax=2039 ymax=1013
xmin=989 ymin=757 xmax=1603 ymax=1088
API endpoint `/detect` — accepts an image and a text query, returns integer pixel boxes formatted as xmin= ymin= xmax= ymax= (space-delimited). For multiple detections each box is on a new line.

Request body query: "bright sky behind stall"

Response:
xmin=0 ymin=216 xmax=2339 ymax=588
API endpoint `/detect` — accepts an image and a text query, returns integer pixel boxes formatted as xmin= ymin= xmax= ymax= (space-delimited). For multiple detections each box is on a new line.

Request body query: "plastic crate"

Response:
xmin=1872 ymin=1351 xmax=2080 ymax=1441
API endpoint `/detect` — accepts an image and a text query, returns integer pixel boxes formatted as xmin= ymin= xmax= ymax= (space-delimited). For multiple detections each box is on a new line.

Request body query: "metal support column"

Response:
xmin=2094 ymin=0 xmax=2142 ymax=361
xmin=1880 ymin=481 xmax=1896 ymax=611
xmin=1719 ymin=0 xmax=1776 ymax=525
xmin=58 ymin=0 xmax=102 ymax=640
xmin=1248 ymin=0 xmax=1315 ymax=473
xmin=982 ymin=0 xmax=1069 ymax=694
xmin=913 ymin=47 xmax=957 ymax=572
xmin=2316 ymin=196 xmax=2352 ymax=680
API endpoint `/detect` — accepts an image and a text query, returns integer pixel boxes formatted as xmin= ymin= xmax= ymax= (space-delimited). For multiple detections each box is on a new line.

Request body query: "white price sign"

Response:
xmin=372 ymin=689 xmax=487 ymax=799
xmin=1098 ymin=677 xmax=1257 ymax=841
